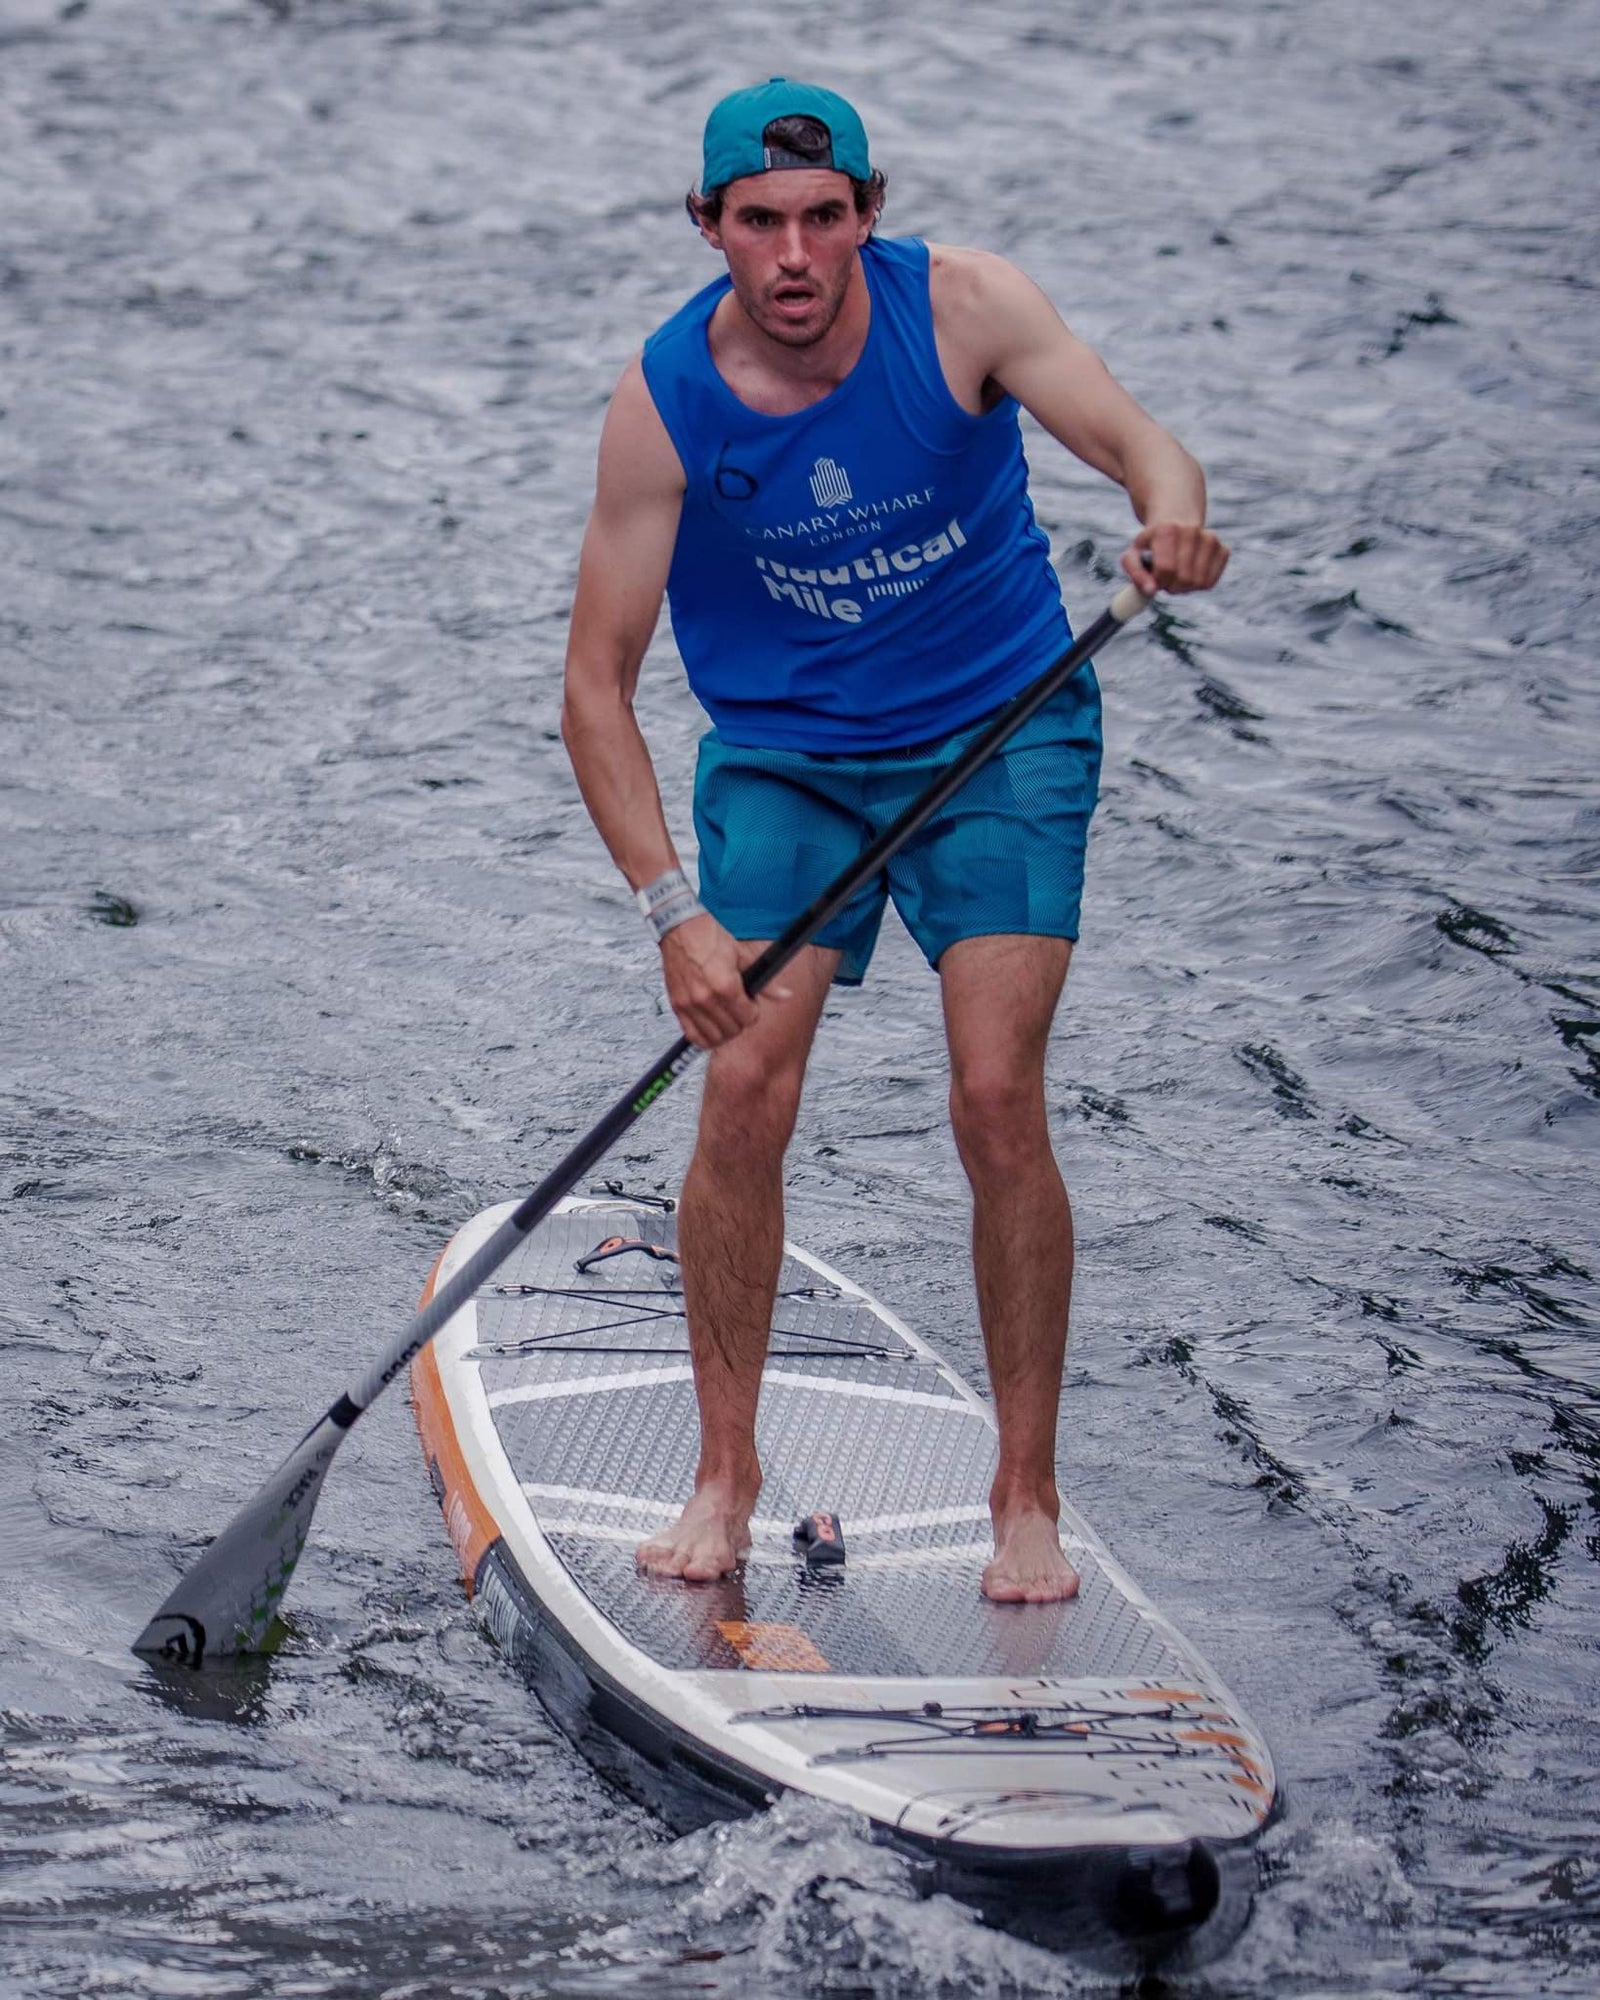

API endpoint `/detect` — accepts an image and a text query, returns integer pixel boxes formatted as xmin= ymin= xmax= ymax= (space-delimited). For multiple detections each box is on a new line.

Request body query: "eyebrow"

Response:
xmin=735 ymin=200 xmax=850 ymax=224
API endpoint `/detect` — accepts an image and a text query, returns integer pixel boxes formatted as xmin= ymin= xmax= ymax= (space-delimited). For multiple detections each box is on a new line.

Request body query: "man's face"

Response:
xmin=699 ymin=169 xmax=873 ymax=350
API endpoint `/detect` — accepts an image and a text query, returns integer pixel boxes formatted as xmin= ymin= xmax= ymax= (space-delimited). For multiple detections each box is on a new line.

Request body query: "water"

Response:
xmin=2 ymin=0 xmax=1597 ymax=1992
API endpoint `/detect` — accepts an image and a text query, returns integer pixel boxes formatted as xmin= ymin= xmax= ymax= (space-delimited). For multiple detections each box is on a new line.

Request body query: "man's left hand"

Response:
xmin=1122 ymin=522 xmax=1229 ymax=595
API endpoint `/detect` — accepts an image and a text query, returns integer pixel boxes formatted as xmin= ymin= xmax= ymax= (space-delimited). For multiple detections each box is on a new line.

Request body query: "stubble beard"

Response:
xmin=742 ymin=264 xmax=853 ymax=351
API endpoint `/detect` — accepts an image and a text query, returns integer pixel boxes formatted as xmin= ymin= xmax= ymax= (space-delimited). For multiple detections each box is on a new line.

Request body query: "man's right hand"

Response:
xmin=660 ymin=915 xmax=766 ymax=1049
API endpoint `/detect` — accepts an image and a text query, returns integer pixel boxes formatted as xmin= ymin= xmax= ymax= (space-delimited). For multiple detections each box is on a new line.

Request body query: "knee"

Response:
xmin=949 ymin=1068 xmax=1049 ymax=1180
xmin=701 ymin=1047 xmax=805 ymax=1166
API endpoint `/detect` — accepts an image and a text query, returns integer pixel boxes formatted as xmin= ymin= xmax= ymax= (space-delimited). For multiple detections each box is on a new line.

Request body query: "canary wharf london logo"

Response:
xmin=809 ymin=456 xmax=853 ymax=508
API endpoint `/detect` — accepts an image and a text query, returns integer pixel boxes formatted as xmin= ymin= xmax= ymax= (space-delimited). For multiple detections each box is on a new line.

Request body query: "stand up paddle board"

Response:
xmin=412 ymin=1193 xmax=1275 ymax=1966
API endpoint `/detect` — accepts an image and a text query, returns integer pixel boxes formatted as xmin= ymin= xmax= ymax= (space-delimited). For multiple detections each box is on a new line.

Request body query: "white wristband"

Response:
xmin=636 ymin=867 xmax=707 ymax=944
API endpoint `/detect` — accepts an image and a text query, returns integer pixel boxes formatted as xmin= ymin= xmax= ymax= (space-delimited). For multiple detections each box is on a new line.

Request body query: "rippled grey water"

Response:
xmin=3 ymin=0 xmax=1598 ymax=1993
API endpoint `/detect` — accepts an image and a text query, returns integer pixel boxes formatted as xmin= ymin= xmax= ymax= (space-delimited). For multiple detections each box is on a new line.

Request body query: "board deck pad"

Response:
xmin=415 ymin=1194 xmax=1277 ymax=1923
xmin=466 ymin=1209 xmax=1188 ymax=1678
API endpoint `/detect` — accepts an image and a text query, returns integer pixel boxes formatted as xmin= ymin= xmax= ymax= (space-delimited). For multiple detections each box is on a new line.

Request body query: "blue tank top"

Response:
xmin=641 ymin=237 xmax=1073 ymax=751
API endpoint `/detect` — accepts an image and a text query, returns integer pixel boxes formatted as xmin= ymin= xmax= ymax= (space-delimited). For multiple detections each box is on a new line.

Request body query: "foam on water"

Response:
xmin=580 ymin=1795 xmax=1109 ymax=1999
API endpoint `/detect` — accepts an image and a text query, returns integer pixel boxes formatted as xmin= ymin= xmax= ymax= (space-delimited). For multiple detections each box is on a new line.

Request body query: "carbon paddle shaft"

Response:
xmin=133 ymin=581 xmax=1149 ymax=1661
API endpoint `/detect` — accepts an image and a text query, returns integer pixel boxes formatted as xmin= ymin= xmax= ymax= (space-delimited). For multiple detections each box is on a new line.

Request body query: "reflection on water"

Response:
xmin=2 ymin=0 xmax=1597 ymax=1993
xmin=138 ymin=1644 xmax=292 ymax=1728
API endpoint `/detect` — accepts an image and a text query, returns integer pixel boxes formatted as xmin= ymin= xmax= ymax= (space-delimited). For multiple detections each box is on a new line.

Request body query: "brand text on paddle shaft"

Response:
xmin=631 ymin=1046 xmax=699 ymax=1115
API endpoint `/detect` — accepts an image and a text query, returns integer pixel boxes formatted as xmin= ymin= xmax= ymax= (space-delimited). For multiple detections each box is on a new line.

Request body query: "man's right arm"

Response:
xmin=560 ymin=359 xmax=760 ymax=1047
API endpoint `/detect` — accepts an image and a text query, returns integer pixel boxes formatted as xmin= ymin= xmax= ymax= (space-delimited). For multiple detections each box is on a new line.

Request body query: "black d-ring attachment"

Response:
xmin=587 ymin=1182 xmax=676 ymax=1212
xmin=794 ymin=1510 xmax=847 ymax=1568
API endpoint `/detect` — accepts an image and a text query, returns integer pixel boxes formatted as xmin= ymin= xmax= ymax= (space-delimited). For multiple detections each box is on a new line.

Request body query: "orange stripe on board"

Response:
xmin=1180 ymin=1726 xmax=1266 ymax=1789
xmin=410 ymin=1245 xmax=497 ymax=1593
xmin=1125 ymin=1686 xmax=1204 ymax=1704
xmin=715 ymin=1621 xmax=832 ymax=1673
xmin=418 ymin=1245 xmax=449 ymax=1310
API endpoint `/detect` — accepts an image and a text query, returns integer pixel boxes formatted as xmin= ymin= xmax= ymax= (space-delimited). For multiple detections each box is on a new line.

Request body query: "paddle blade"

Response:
xmin=132 ymin=1413 xmax=346 ymax=1663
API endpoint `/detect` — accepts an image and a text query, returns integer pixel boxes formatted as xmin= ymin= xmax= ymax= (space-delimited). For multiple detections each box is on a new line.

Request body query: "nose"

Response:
xmin=776 ymin=220 xmax=810 ymax=271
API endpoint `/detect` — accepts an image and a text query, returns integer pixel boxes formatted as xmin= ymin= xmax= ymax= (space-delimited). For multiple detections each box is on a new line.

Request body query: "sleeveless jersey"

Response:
xmin=640 ymin=236 xmax=1073 ymax=751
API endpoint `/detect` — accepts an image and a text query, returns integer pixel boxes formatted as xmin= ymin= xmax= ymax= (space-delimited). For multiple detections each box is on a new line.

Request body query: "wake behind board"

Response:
xmin=412 ymin=1194 xmax=1275 ymax=1965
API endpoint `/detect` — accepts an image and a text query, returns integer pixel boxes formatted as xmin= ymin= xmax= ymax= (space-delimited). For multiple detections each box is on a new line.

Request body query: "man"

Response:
xmin=561 ymin=78 xmax=1227 ymax=1603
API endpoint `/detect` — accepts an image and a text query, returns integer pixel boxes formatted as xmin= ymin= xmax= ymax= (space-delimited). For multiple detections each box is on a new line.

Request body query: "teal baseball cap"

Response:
xmin=701 ymin=77 xmax=872 ymax=192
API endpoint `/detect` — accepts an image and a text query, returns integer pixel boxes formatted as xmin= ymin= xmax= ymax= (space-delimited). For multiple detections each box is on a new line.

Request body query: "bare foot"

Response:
xmin=982 ymin=1508 xmax=1081 ymax=1604
xmin=636 ymin=1480 xmax=756 ymax=1582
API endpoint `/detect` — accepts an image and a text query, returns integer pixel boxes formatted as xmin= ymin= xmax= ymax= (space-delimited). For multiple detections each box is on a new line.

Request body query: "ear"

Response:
xmin=685 ymin=191 xmax=724 ymax=251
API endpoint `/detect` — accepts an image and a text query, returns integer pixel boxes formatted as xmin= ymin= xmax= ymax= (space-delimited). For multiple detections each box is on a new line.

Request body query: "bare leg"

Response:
xmin=636 ymin=944 xmax=840 ymax=1581
xmin=940 ymin=934 xmax=1080 ymax=1604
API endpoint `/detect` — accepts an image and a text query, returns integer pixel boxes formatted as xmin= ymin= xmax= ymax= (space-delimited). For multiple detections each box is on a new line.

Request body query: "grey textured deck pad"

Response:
xmin=474 ymin=1205 xmax=1195 ymax=1684
xmin=547 ymin=1535 xmax=1179 ymax=1679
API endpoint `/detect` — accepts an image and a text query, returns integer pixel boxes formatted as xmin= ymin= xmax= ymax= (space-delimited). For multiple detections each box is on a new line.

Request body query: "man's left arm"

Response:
xmin=936 ymin=248 xmax=1228 ymax=596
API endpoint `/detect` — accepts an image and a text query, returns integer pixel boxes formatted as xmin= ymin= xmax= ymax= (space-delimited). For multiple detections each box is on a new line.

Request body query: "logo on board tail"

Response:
xmin=809 ymin=456 xmax=853 ymax=507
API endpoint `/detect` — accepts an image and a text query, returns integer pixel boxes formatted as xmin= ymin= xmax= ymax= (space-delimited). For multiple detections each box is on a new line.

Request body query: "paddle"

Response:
xmin=133 ymin=578 xmax=1153 ymax=1664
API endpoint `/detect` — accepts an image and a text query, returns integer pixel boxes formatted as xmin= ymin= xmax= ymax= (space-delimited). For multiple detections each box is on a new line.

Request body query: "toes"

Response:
xmin=636 ymin=1538 xmax=741 ymax=1581
xmin=983 ymin=1564 xmax=1080 ymax=1604
xmin=635 ymin=1541 xmax=687 ymax=1576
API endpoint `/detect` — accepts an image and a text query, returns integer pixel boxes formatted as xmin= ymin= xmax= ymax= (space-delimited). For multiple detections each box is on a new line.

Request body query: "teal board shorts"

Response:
xmin=692 ymin=667 xmax=1103 ymax=986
